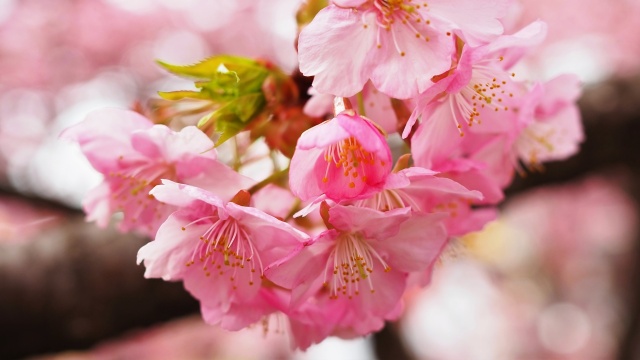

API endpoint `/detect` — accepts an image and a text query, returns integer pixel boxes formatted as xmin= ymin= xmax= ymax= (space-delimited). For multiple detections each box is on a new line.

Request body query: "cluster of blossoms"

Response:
xmin=62 ymin=0 xmax=583 ymax=350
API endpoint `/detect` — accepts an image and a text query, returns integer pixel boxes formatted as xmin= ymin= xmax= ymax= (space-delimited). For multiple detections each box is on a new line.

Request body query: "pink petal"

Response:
xmin=332 ymin=0 xmax=367 ymax=7
xmin=427 ymin=0 xmax=509 ymax=47
xmin=137 ymin=213 xmax=208 ymax=281
xmin=359 ymin=82 xmax=398 ymax=134
xmin=487 ymin=20 xmax=548 ymax=68
xmin=328 ymin=205 xmax=411 ymax=239
xmin=226 ymin=202 xmax=309 ymax=267
xmin=298 ymin=5 xmax=377 ymax=97
xmin=335 ymin=113 xmax=389 ymax=156
xmin=151 ymin=180 xmax=225 ymax=209
xmin=538 ymin=74 xmax=582 ymax=115
xmin=265 ymin=232 xmax=335 ymax=307
xmin=303 ymin=88 xmax=334 ymax=118
xmin=296 ymin=118 xmax=351 ymax=150
xmin=60 ymin=108 xmax=152 ymax=173
xmin=82 ymin=182 xmax=113 ymax=228
xmin=411 ymin=104 xmax=464 ymax=169
xmin=372 ymin=213 xmax=447 ymax=273
xmin=289 ymin=147 xmax=324 ymax=201
xmin=370 ymin=19 xmax=453 ymax=99
xmin=186 ymin=160 xmax=256 ymax=201
xmin=403 ymin=76 xmax=453 ymax=138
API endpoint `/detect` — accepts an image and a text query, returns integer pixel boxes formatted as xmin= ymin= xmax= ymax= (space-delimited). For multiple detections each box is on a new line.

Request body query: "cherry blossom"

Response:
xmin=298 ymin=1 xmax=453 ymax=99
xmin=266 ymin=205 xmax=447 ymax=337
xmin=289 ymin=109 xmax=392 ymax=202
xmin=61 ymin=109 xmax=252 ymax=236
xmin=138 ymin=180 xmax=309 ymax=329
xmin=515 ymin=74 xmax=584 ymax=169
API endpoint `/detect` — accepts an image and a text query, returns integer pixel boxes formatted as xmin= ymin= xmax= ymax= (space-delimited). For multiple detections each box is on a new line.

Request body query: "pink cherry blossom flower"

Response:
xmin=137 ymin=180 xmax=309 ymax=330
xmin=298 ymin=1 xmax=454 ymax=99
xmin=352 ymin=166 xmax=490 ymax=235
xmin=403 ymin=20 xmax=547 ymax=139
xmin=289 ymin=110 xmax=392 ymax=202
xmin=266 ymin=205 xmax=447 ymax=333
xmin=287 ymin=288 xmax=403 ymax=349
xmin=61 ymin=108 xmax=252 ymax=236
xmin=515 ymin=74 xmax=583 ymax=169
xmin=409 ymin=102 xmax=508 ymax=204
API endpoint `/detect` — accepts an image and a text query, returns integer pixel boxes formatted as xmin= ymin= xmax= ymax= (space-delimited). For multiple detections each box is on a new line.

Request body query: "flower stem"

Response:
xmin=356 ymin=91 xmax=366 ymax=116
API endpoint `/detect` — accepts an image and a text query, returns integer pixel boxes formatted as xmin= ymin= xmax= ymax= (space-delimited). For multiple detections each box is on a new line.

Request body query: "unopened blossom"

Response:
xmin=61 ymin=108 xmax=252 ymax=236
xmin=289 ymin=109 xmax=392 ymax=202
xmin=266 ymin=205 xmax=447 ymax=332
xmin=138 ymin=181 xmax=309 ymax=329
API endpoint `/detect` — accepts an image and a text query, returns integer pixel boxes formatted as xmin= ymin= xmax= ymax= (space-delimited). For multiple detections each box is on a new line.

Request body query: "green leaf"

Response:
xmin=157 ymin=55 xmax=270 ymax=103
xmin=197 ymin=93 xmax=266 ymax=146
xmin=157 ymin=56 xmax=267 ymax=80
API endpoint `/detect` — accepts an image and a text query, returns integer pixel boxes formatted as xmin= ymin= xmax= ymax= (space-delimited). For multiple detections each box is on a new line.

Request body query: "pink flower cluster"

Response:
xmin=62 ymin=0 xmax=583 ymax=350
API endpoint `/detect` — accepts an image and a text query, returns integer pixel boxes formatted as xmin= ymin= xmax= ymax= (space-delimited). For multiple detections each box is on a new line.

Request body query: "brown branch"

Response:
xmin=0 ymin=215 xmax=198 ymax=359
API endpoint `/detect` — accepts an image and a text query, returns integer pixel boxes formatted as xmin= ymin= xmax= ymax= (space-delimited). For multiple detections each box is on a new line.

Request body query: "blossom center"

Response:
xmin=322 ymin=137 xmax=385 ymax=189
xmin=353 ymin=189 xmax=420 ymax=211
xmin=323 ymin=233 xmax=391 ymax=299
xmin=450 ymin=64 xmax=516 ymax=136
xmin=109 ymin=158 xmax=176 ymax=226
xmin=366 ymin=0 xmax=433 ymax=55
xmin=517 ymin=126 xmax=556 ymax=171
xmin=184 ymin=216 xmax=263 ymax=288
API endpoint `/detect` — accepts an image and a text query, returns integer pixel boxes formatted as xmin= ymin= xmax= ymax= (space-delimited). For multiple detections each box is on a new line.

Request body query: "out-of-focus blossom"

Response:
xmin=402 ymin=176 xmax=637 ymax=360
xmin=515 ymin=74 xmax=583 ymax=169
xmin=61 ymin=109 xmax=252 ymax=236
xmin=0 ymin=197 xmax=62 ymax=243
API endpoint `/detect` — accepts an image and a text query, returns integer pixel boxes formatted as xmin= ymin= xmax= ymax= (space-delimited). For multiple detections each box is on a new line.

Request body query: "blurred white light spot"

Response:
xmin=295 ymin=336 xmax=375 ymax=360
xmin=23 ymin=99 xmax=127 ymax=207
xmin=29 ymin=138 xmax=102 ymax=208
xmin=402 ymin=261 xmax=512 ymax=360
xmin=537 ymin=303 xmax=590 ymax=354
xmin=538 ymin=37 xmax=612 ymax=84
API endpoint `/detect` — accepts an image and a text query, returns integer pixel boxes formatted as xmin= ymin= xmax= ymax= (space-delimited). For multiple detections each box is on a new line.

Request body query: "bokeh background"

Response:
xmin=1 ymin=0 xmax=640 ymax=359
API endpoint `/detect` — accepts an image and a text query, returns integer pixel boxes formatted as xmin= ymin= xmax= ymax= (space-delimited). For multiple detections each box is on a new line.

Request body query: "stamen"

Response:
xmin=322 ymin=137 xmax=382 ymax=188
xmin=324 ymin=233 xmax=391 ymax=299
xmin=184 ymin=217 xmax=262 ymax=287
